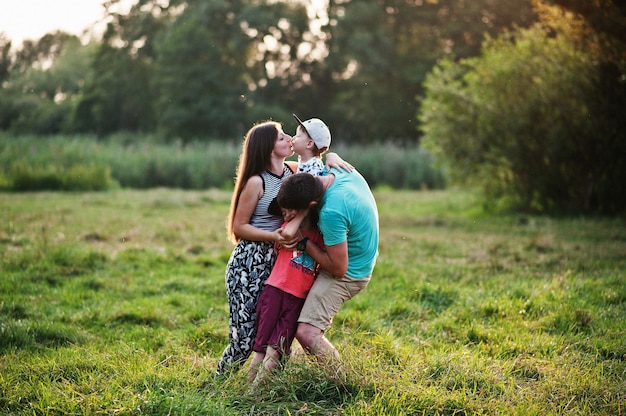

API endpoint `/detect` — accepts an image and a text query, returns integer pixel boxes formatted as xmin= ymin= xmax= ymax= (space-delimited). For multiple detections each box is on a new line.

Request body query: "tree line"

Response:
xmin=0 ymin=0 xmax=537 ymax=141
xmin=0 ymin=0 xmax=624 ymax=214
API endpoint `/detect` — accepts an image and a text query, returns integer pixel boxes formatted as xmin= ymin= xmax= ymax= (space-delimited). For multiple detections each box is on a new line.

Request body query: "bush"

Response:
xmin=332 ymin=142 xmax=447 ymax=190
xmin=419 ymin=24 xmax=626 ymax=214
xmin=0 ymin=135 xmax=445 ymax=192
xmin=8 ymin=162 xmax=114 ymax=192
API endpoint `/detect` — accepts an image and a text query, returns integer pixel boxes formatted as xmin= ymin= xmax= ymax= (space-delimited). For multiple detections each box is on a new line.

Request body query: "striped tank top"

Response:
xmin=249 ymin=164 xmax=293 ymax=231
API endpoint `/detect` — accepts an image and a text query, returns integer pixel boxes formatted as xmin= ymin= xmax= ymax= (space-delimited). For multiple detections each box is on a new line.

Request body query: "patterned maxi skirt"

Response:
xmin=216 ymin=239 xmax=277 ymax=374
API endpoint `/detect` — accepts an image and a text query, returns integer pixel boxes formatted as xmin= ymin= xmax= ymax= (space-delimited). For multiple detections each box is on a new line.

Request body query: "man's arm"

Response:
xmin=302 ymin=239 xmax=348 ymax=278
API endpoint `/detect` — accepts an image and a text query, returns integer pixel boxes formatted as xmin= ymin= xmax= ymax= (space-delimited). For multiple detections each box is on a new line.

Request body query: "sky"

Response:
xmin=0 ymin=0 xmax=132 ymax=47
xmin=1 ymin=0 xmax=326 ymax=48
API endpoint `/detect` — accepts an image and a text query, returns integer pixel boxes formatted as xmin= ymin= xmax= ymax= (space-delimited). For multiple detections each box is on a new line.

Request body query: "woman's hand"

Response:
xmin=325 ymin=152 xmax=353 ymax=173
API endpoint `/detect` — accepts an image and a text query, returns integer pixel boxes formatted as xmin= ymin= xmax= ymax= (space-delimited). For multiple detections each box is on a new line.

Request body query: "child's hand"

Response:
xmin=277 ymin=227 xmax=302 ymax=249
xmin=325 ymin=152 xmax=353 ymax=173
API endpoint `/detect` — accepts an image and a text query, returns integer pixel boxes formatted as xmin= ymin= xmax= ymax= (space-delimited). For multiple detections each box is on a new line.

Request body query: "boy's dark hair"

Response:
xmin=277 ymin=173 xmax=325 ymax=210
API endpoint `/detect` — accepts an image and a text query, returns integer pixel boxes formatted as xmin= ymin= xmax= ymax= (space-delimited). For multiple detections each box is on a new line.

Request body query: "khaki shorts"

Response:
xmin=298 ymin=270 xmax=370 ymax=331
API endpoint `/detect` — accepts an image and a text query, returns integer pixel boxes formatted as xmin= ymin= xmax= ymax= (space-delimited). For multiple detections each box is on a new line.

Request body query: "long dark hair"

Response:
xmin=227 ymin=121 xmax=280 ymax=243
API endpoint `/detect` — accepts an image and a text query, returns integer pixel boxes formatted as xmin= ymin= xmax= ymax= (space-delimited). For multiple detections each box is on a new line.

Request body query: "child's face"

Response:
xmin=291 ymin=126 xmax=312 ymax=156
xmin=281 ymin=208 xmax=299 ymax=222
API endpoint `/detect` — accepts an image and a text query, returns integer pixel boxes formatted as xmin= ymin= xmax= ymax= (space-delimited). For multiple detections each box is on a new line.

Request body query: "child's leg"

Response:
xmin=252 ymin=346 xmax=281 ymax=385
xmin=262 ymin=345 xmax=281 ymax=372
xmin=247 ymin=351 xmax=265 ymax=381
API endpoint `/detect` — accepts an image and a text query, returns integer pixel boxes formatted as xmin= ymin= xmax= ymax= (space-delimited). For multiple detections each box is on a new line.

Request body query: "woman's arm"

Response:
xmin=285 ymin=160 xmax=298 ymax=173
xmin=232 ymin=176 xmax=280 ymax=242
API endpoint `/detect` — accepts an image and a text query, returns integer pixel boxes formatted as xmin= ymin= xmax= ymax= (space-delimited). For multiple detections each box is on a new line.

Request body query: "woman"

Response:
xmin=216 ymin=120 xmax=349 ymax=375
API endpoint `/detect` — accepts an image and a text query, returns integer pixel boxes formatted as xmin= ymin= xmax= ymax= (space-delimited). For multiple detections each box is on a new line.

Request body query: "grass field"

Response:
xmin=1 ymin=188 xmax=625 ymax=415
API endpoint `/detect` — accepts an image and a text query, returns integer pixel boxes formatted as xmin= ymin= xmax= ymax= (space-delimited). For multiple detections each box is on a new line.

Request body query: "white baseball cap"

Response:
xmin=293 ymin=114 xmax=331 ymax=149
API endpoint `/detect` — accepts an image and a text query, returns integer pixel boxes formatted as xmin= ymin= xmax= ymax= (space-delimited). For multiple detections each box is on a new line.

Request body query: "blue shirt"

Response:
xmin=318 ymin=168 xmax=379 ymax=278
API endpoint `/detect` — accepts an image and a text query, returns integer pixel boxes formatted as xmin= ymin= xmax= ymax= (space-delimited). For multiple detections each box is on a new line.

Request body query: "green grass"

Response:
xmin=1 ymin=188 xmax=625 ymax=415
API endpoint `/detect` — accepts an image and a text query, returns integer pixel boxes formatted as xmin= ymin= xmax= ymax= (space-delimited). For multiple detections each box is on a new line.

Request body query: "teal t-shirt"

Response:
xmin=318 ymin=168 xmax=379 ymax=278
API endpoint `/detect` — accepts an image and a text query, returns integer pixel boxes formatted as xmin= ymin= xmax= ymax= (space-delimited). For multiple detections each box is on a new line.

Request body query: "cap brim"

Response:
xmin=293 ymin=113 xmax=312 ymax=138
xmin=293 ymin=113 xmax=305 ymax=126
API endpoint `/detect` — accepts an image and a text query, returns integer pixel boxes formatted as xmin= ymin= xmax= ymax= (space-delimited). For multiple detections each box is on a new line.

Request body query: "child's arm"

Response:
xmin=277 ymin=209 xmax=307 ymax=242
xmin=325 ymin=152 xmax=353 ymax=173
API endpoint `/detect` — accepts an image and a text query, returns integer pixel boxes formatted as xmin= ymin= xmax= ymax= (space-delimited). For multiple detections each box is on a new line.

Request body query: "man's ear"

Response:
xmin=309 ymin=200 xmax=318 ymax=208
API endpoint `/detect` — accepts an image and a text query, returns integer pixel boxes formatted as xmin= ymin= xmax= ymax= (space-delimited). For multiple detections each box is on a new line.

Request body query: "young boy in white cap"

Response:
xmin=291 ymin=114 xmax=331 ymax=176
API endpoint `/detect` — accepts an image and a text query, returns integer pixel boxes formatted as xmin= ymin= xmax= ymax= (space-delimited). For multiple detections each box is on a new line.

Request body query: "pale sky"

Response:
xmin=1 ymin=0 xmax=326 ymax=48
xmin=0 ymin=0 xmax=132 ymax=47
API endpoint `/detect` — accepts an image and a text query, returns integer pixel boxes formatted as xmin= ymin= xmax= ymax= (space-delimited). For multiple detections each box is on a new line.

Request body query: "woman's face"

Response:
xmin=273 ymin=127 xmax=294 ymax=159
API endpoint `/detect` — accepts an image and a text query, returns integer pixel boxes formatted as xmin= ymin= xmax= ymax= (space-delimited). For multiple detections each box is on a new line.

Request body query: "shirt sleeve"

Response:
xmin=319 ymin=206 xmax=348 ymax=247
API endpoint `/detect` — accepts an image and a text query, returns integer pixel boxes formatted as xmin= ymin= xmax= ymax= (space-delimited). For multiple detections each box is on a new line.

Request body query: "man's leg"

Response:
xmin=296 ymin=322 xmax=340 ymax=366
xmin=296 ymin=272 xmax=369 ymax=376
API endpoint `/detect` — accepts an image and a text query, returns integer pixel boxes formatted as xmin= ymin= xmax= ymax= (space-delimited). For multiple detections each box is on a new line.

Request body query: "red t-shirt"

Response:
xmin=265 ymin=226 xmax=324 ymax=299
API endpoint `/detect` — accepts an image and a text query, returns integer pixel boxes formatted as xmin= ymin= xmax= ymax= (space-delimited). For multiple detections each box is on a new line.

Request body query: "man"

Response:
xmin=276 ymin=168 xmax=379 ymax=368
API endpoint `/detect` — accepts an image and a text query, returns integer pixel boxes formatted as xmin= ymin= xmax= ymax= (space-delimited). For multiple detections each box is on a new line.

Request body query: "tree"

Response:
xmin=0 ymin=34 xmax=15 ymax=130
xmin=0 ymin=33 xmax=11 ymax=85
xmin=419 ymin=17 xmax=626 ymax=214
xmin=235 ymin=1 xmax=314 ymax=130
xmin=316 ymin=0 xmax=536 ymax=143
xmin=0 ymin=0 xmax=546 ymax=140
xmin=152 ymin=0 xmax=313 ymax=141
xmin=0 ymin=32 xmax=93 ymax=134
xmin=540 ymin=0 xmax=626 ymax=70
xmin=151 ymin=2 xmax=243 ymax=140
xmin=535 ymin=0 xmax=626 ymax=213
xmin=73 ymin=0 xmax=172 ymax=134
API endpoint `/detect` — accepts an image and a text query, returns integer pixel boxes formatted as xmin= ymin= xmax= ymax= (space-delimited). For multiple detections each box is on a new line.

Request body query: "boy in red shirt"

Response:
xmin=247 ymin=203 xmax=324 ymax=384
